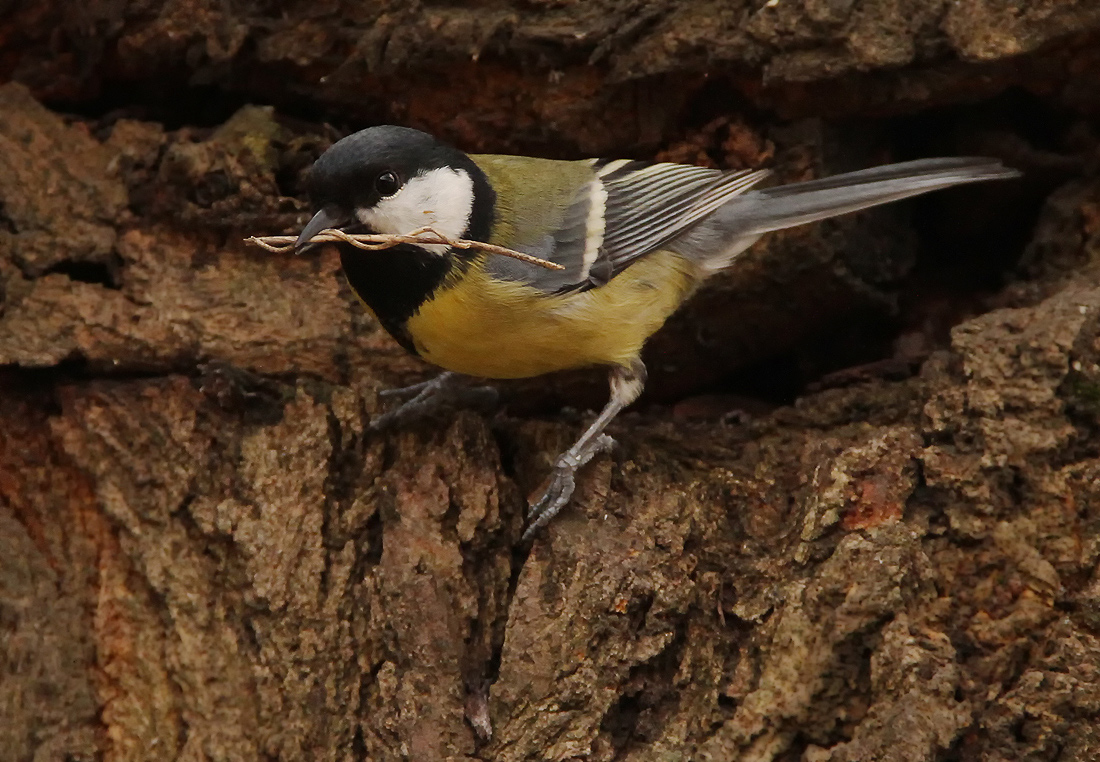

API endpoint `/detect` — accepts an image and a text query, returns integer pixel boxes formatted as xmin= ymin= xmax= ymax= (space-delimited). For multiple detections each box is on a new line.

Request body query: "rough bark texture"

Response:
xmin=2 ymin=2 xmax=1100 ymax=761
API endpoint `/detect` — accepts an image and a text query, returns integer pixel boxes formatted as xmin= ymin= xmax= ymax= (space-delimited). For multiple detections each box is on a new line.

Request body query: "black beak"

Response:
xmin=295 ymin=207 xmax=350 ymax=254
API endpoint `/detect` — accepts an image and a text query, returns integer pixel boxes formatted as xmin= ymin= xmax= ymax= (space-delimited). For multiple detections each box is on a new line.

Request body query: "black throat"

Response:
xmin=339 ymin=161 xmax=496 ymax=356
xmin=339 ymin=244 xmax=452 ymax=354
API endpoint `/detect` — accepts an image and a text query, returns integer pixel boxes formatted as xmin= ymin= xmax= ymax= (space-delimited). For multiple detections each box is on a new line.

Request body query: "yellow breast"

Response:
xmin=404 ymin=250 xmax=699 ymax=379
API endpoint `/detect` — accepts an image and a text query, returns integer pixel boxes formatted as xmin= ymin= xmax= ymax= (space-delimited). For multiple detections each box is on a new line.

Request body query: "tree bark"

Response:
xmin=2 ymin=2 xmax=1100 ymax=761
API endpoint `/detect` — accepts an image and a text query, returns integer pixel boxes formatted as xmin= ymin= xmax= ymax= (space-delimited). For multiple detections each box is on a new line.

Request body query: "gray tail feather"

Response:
xmin=722 ymin=157 xmax=1020 ymax=236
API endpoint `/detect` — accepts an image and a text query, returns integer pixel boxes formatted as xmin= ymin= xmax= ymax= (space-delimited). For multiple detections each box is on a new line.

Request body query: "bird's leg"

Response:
xmin=370 ymin=371 xmax=497 ymax=431
xmin=523 ymin=359 xmax=646 ymax=540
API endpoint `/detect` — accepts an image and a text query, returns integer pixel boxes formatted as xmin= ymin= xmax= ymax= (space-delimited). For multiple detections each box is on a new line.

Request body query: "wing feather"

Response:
xmin=478 ymin=156 xmax=770 ymax=294
xmin=595 ymin=164 xmax=769 ymax=286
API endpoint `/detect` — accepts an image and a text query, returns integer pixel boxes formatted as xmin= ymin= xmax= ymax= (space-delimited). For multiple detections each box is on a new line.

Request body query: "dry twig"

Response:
xmin=246 ymin=226 xmax=564 ymax=271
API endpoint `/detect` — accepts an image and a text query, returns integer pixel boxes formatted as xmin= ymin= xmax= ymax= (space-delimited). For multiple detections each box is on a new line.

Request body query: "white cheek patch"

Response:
xmin=356 ymin=167 xmax=475 ymax=255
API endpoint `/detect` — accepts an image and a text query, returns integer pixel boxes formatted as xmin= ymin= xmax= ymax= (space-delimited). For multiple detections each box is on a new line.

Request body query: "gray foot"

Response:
xmin=522 ymin=433 xmax=615 ymax=541
xmin=370 ymin=372 xmax=498 ymax=431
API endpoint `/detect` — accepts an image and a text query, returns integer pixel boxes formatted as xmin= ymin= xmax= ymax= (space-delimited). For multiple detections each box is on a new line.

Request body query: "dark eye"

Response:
xmin=375 ymin=171 xmax=400 ymax=197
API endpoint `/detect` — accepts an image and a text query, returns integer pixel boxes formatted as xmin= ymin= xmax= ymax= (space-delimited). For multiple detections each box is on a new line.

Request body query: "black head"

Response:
xmin=296 ymin=125 xmax=495 ymax=252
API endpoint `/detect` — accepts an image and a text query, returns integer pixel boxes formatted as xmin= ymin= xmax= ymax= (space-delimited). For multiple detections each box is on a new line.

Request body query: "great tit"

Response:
xmin=295 ymin=125 xmax=1019 ymax=539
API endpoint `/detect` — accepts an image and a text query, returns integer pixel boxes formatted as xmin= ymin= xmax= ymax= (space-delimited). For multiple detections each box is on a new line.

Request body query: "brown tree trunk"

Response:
xmin=2 ymin=2 xmax=1100 ymax=761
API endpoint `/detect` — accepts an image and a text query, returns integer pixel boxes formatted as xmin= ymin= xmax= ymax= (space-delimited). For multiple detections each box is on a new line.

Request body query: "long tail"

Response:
xmin=674 ymin=157 xmax=1020 ymax=269
xmin=733 ymin=157 xmax=1020 ymax=234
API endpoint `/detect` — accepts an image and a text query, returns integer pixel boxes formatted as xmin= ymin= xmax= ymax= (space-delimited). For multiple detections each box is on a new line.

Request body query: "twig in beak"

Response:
xmin=247 ymin=226 xmax=565 ymax=271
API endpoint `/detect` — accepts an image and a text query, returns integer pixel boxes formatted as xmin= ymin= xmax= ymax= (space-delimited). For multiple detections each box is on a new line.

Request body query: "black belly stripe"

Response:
xmin=338 ymin=243 xmax=453 ymax=356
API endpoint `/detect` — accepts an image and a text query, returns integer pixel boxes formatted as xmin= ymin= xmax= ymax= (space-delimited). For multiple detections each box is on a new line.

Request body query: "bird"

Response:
xmin=295 ymin=125 xmax=1019 ymax=540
